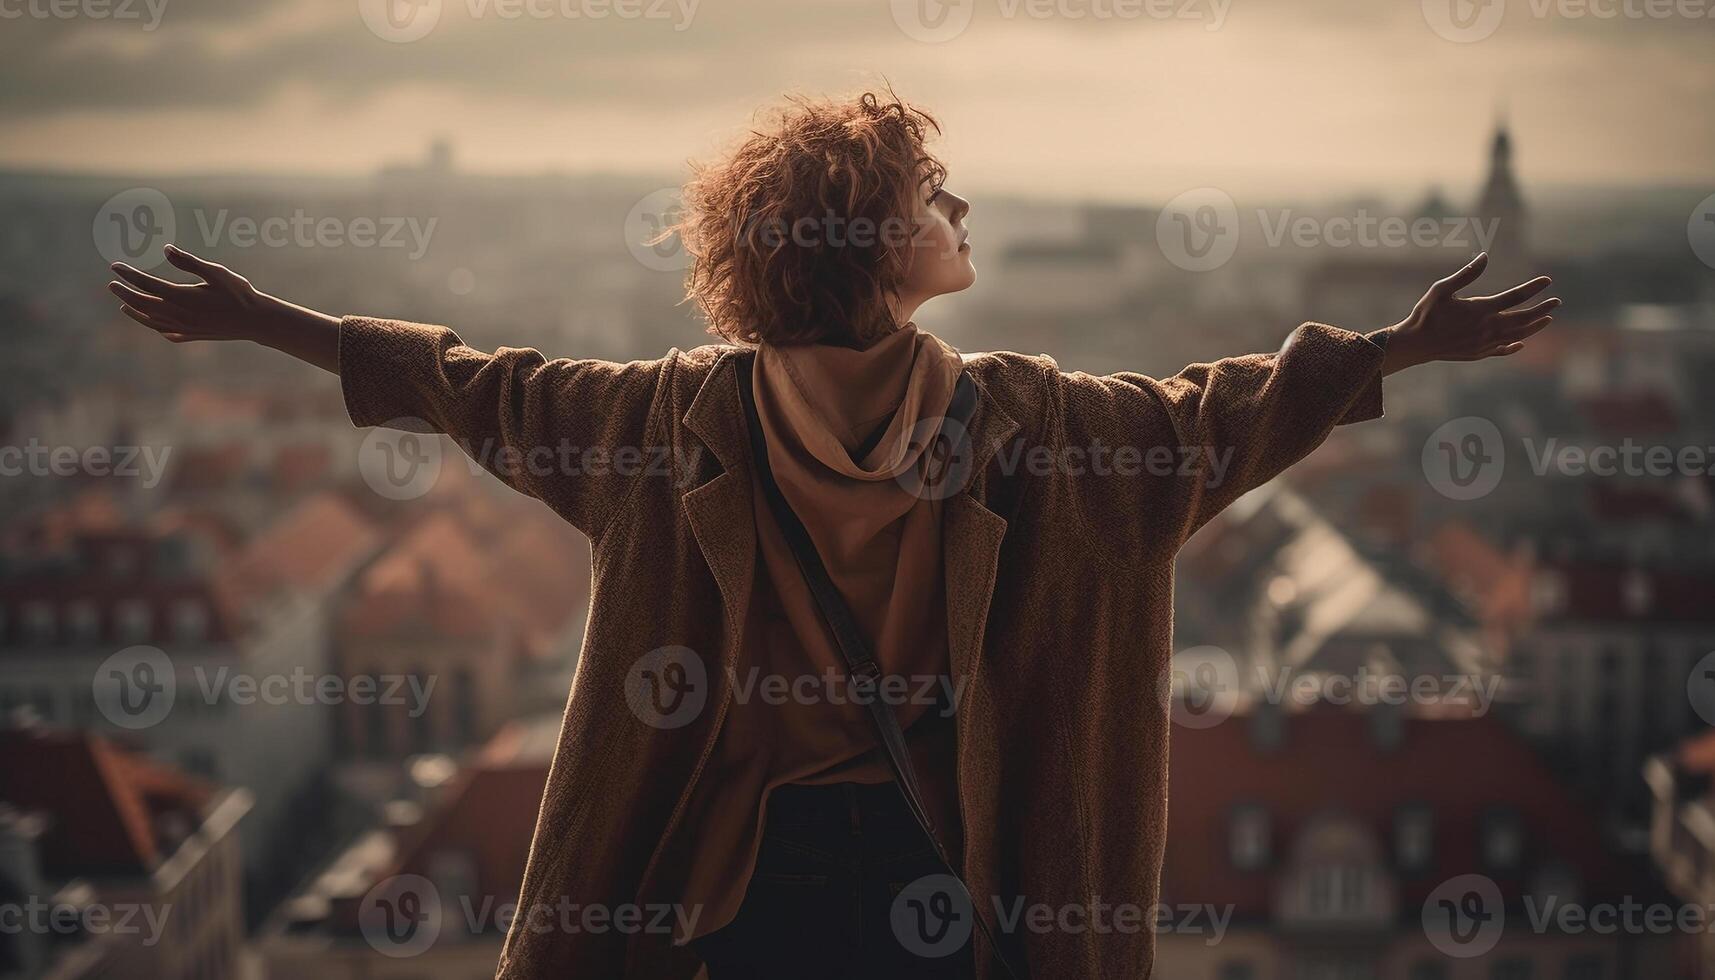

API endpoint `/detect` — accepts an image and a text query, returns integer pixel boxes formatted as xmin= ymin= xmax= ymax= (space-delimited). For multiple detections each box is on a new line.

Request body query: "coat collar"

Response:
xmin=680 ymin=346 xmax=1020 ymax=687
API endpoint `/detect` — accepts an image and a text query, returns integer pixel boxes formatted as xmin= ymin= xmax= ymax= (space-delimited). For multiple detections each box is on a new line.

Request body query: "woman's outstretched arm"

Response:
xmin=108 ymin=244 xmax=341 ymax=373
xmin=106 ymin=245 xmax=673 ymax=540
xmin=1058 ymin=252 xmax=1558 ymax=546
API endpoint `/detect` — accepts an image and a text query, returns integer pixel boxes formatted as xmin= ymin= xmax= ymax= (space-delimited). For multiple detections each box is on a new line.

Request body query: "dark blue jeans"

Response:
xmin=692 ymin=781 xmax=978 ymax=980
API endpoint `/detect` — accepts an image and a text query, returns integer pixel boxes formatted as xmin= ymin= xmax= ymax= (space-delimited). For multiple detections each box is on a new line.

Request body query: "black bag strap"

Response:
xmin=737 ymin=353 xmax=1021 ymax=979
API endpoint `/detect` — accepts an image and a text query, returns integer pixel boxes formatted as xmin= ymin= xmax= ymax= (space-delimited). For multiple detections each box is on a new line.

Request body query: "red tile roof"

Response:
xmin=223 ymin=491 xmax=381 ymax=610
xmin=333 ymin=719 xmax=554 ymax=933
xmin=1163 ymin=706 xmax=1641 ymax=918
xmin=0 ymin=725 xmax=212 ymax=877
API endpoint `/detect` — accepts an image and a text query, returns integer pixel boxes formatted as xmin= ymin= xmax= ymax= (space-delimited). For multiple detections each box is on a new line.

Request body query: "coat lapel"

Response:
xmin=680 ymin=348 xmax=1021 ymax=704
xmin=942 ymin=374 xmax=1020 ymax=693
xmin=680 ymin=349 xmax=757 ymax=667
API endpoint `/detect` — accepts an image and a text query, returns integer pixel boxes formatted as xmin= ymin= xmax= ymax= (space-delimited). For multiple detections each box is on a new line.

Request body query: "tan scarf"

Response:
xmin=673 ymin=323 xmax=967 ymax=945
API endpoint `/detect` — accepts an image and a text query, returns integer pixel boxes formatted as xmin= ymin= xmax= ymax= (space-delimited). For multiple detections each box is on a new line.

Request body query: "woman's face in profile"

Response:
xmin=901 ymin=185 xmax=976 ymax=304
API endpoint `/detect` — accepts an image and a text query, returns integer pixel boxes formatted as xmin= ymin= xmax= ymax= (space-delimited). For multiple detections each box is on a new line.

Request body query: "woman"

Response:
xmin=105 ymin=91 xmax=1556 ymax=979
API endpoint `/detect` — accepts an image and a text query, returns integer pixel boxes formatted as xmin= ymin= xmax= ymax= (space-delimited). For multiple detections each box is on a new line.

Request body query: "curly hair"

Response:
xmin=668 ymin=90 xmax=947 ymax=348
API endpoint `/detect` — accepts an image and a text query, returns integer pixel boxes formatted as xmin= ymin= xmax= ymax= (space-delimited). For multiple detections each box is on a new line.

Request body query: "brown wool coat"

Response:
xmin=338 ymin=316 xmax=1386 ymax=979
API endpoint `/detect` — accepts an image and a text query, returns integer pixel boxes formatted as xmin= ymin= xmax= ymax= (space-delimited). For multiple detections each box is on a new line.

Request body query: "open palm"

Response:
xmin=1391 ymin=252 xmax=1559 ymax=368
xmin=106 ymin=244 xmax=261 ymax=343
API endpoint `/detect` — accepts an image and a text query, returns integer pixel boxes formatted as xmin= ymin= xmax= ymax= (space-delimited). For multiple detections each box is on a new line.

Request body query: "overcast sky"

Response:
xmin=1 ymin=0 xmax=1710 ymax=202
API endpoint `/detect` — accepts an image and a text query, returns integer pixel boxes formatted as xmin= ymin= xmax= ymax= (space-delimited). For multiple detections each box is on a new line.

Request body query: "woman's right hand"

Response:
xmin=107 ymin=245 xmax=342 ymax=374
xmin=108 ymin=244 xmax=270 ymax=344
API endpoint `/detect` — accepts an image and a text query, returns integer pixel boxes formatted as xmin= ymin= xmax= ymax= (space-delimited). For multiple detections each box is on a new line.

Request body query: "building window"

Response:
xmin=365 ymin=666 xmax=389 ymax=757
xmin=1394 ymin=805 xmax=1434 ymax=873
xmin=1230 ymin=804 xmax=1271 ymax=871
xmin=22 ymin=601 xmax=55 ymax=644
xmin=172 ymin=600 xmax=209 ymax=644
xmin=1303 ymin=863 xmax=1369 ymax=918
xmin=1531 ymin=571 xmax=1566 ymax=615
xmin=66 ymin=600 xmax=101 ymax=644
xmin=1482 ymin=808 xmax=1523 ymax=871
xmin=115 ymin=600 xmax=153 ymax=644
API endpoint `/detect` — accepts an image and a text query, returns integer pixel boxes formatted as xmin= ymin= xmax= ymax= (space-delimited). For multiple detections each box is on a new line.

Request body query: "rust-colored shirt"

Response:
xmin=675 ymin=323 xmax=968 ymax=940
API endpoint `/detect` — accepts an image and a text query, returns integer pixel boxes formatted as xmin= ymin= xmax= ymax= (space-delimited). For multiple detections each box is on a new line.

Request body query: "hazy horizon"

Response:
xmin=2 ymin=0 xmax=1711 ymax=202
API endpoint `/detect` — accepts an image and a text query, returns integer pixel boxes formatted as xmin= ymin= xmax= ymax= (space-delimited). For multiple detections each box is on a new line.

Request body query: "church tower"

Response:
xmin=1475 ymin=118 xmax=1530 ymax=283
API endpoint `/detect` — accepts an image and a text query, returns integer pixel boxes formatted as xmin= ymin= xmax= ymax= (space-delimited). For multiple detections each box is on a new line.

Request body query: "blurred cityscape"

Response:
xmin=2 ymin=122 xmax=1715 ymax=980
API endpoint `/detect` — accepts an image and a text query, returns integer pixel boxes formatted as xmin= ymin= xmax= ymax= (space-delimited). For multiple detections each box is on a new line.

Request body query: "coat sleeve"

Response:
xmin=1065 ymin=321 xmax=1386 ymax=544
xmin=338 ymin=316 xmax=671 ymax=539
